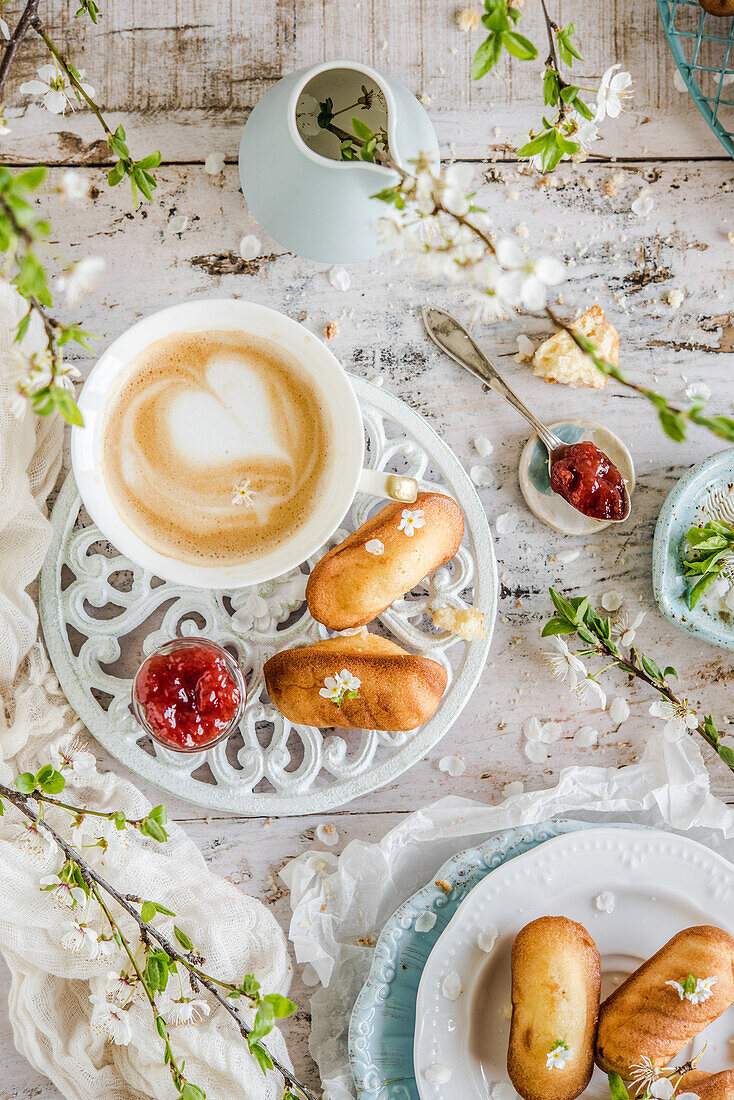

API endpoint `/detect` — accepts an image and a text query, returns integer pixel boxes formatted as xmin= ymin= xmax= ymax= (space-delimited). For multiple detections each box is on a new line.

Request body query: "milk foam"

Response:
xmin=101 ymin=330 xmax=333 ymax=565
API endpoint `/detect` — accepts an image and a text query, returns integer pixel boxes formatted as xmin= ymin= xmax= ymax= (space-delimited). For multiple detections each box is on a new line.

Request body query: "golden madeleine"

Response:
xmin=263 ymin=632 xmax=447 ymax=731
xmin=679 ymin=1071 xmax=734 ymax=1100
xmin=596 ymin=926 xmax=734 ymax=1076
xmin=306 ymin=491 xmax=464 ymax=630
xmin=508 ymin=916 xmax=601 ymax=1100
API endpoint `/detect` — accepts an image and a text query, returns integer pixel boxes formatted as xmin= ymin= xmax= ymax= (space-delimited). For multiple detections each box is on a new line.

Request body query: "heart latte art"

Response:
xmin=101 ymin=330 xmax=334 ymax=565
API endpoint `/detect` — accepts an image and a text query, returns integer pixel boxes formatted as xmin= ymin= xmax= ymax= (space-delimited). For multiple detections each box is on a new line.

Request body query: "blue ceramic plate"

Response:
xmin=652 ymin=448 xmax=734 ymax=651
xmin=348 ymin=820 xmax=590 ymax=1100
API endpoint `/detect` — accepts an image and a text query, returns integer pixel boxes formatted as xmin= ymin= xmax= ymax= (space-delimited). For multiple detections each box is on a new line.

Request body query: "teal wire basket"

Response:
xmin=658 ymin=0 xmax=734 ymax=157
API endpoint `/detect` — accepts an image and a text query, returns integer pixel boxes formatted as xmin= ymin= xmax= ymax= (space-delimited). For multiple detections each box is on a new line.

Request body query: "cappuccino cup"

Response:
xmin=72 ymin=298 xmax=415 ymax=588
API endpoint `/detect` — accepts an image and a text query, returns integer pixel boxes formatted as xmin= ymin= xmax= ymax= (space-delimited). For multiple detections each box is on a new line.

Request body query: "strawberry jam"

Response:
xmin=550 ymin=441 xmax=627 ymax=522
xmin=133 ymin=639 xmax=244 ymax=751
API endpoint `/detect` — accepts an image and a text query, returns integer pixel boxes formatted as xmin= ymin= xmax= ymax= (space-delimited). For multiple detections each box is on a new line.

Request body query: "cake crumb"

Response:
xmin=455 ymin=7 xmax=479 ymax=30
xmin=325 ymin=321 xmax=338 ymax=339
xmin=432 ymin=605 xmax=487 ymax=640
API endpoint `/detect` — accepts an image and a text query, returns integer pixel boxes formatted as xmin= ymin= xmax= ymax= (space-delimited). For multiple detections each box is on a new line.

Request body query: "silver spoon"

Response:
xmin=421 ymin=305 xmax=631 ymax=524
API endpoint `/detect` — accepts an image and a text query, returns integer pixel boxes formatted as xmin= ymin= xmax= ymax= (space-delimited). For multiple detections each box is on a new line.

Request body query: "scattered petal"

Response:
xmin=328 ymin=265 xmax=351 ymax=291
xmin=168 ymin=215 xmax=188 ymax=235
xmin=316 ymin=823 xmax=339 ymax=847
xmin=204 ymin=152 xmax=226 ymax=174
xmin=239 ymin=234 xmax=261 ymax=260
xmin=524 ymin=741 xmax=548 ymax=763
xmin=495 ymin=510 xmax=519 ymax=535
xmin=415 ymin=910 xmax=437 ymax=933
xmin=425 ymin=1064 xmax=452 ymax=1085
xmin=595 ymin=890 xmax=615 ymax=913
xmin=470 ymin=464 xmax=494 ymax=488
xmin=477 ymin=925 xmax=498 ymax=953
xmin=631 ymin=191 xmax=654 ymax=218
xmin=515 ymin=333 xmax=535 ymax=362
xmin=492 ymin=1085 xmax=517 ymax=1100
xmin=365 ymin=539 xmax=384 ymax=556
xmin=673 ymin=70 xmax=687 ymax=93
xmin=686 ymin=381 xmax=711 ymax=402
xmin=474 ymin=436 xmax=494 ymax=457
xmin=502 ymin=780 xmax=524 ymax=798
xmin=609 ymin=697 xmax=630 ymax=724
xmin=573 ymin=725 xmax=598 ymax=747
xmin=441 ymin=970 xmax=462 ymax=1001
xmin=439 ymin=753 xmax=466 ymax=777
xmin=555 ymin=548 xmax=580 ymax=564
xmin=600 ymin=590 xmax=623 ymax=612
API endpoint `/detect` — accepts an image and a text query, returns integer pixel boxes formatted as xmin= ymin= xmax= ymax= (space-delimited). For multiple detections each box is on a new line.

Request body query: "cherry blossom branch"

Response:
xmin=0 ymin=0 xmax=38 ymax=98
xmin=0 ymin=778 xmax=318 ymax=1100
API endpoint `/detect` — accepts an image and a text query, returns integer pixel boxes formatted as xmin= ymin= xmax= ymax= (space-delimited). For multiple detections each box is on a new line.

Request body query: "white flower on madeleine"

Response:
xmin=649 ymin=699 xmax=697 ymax=742
xmin=575 ymin=674 xmax=606 ymax=710
xmin=666 ymin=974 xmax=717 ymax=1004
xmin=19 ymin=63 xmax=96 ymax=115
xmin=89 ymin=995 xmax=133 ymax=1045
xmin=546 ymin=1040 xmax=572 ymax=1069
xmin=50 ymin=732 xmax=96 ymax=781
xmin=57 ymin=256 xmax=105 ymax=307
xmin=398 ymin=508 xmax=425 ymax=537
xmin=39 ymin=872 xmax=86 ymax=911
xmin=595 ymin=64 xmax=633 ymax=122
xmin=495 ymin=238 xmax=564 ymax=311
xmin=543 ymin=635 xmax=586 ymax=687
xmin=319 ymin=669 xmax=361 ymax=706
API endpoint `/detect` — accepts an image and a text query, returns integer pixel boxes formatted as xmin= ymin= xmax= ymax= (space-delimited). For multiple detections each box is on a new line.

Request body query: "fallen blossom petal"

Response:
xmin=573 ymin=725 xmax=598 ymax=747
xmin=502 ymin=780 xmax=524 ymax=797
xmin=328 ymin=266 xmax=351 ymax=291
xmin=439 ymin=753 xmax=466 ymax=777
xmin=204 ymin=152 xmax=225 ymax=174
xmin=495 ymin=510 xmax=519 ymax=535
xmin=524 ymin=741 xmax=548 ymax=763
xmin=474 ymin=436 xmax=493 ymax=457
xmin=239 ymin=234 xmax=261 ymax=260
xmin=415 ymin=910 xmax=437 ymax=932
xmin=470 ymin=464 xmax=494 ymax=488
xmin=477 ymin=925 xmax=498 ymax=953
xmin=631 ymin=192 xmax=654 ymax=218
xmin=316 ymin=823 xmax=339 ymax=847
xmin=609 ymin=697 xmax=630 ymax=724
xmin=441 ymin=970 xmax=462 ymax=1001
xmin=595 ymin=890 xmax=615 ymax=913
xmin=600 ymin=590 xmax=623 ymax=612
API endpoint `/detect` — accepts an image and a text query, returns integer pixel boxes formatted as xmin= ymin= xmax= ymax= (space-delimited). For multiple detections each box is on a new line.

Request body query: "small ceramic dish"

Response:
xmin=518 ymin=418 xmax=635 ymax=536
xmin=652 ymin=448 xmax=734 ymax=650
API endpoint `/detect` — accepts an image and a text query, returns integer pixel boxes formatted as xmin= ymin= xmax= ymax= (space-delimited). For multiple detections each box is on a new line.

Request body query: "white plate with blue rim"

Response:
xmin=413 ymin=827 xmax=734 ymax=1100
xmin=653 ymin=449 xmax=734 ymax=651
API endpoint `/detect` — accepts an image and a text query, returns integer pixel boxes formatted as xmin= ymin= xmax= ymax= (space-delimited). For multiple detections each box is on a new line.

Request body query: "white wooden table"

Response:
xmin=2 ymin=1 xmax=734 ymax=1094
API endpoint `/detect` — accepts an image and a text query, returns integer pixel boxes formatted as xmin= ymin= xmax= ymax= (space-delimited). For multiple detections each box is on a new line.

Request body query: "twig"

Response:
xmin=29 ymin=13 xmax=113 ymax=136
xmin=0 ymin=781 xmax=319 ymax=1100
xmin=0 ymin=0 xmax=39 ymax=100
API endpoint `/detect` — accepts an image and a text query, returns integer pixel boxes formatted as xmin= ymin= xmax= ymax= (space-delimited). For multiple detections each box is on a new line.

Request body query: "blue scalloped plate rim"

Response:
xmin=652 ymin=448 xmax=734 ymax=651
xmin=348 ymin=819 xmax=598 ymax=1100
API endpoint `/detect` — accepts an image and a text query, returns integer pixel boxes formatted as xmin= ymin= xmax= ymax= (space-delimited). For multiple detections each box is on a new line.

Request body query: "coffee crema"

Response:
xmin=101 ymin=329 xmax=334 ymax=566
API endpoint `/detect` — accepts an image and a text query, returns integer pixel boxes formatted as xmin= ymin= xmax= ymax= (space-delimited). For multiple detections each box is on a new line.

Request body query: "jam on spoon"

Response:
xmin=549 ymin=441 xmax=628 ymax=522
xmin=132 ymin=638 xmax=245 ymax=752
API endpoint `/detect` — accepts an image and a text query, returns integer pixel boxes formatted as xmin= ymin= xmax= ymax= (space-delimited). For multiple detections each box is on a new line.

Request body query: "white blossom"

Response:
xmin=57 ymin=256 xmax=105 ymax=307
xmin=316 ymin=823 xmax=339 ymax=847
xmin=398 ymin=508 xmax=426 ymax=537
xmin=649 ymin=699 xmax=697 ymax=742
xmin=89 ymin=995 xmax=133 ymax=1045
xmin=232 ymin=478 xmax=256 ymax=507
xmin=611 ymin=609 xmax=645 ymax=647
xmin=40 ymin=872 xmax=86 ymax=911
xmin=50 ymin=732 xmax=96 ymax=781
xmin=595 ymin=64 xmax=633 ymax=122
xmin=162 ymin=995 xmax=211 ymax=1026
xmin=575 ymin=675 xmax=607 ymax=710
xmin=105 ymin=970 xmax=138 ymax=1004
xmin=575 ymin=117 xmax=599 ymax=152
xmin=666 ymin=975 xmax=717 ymax=1005
xmin=650 ymin=1079 xmax=675 ymax=1100
xmin=319 ymin=669 xmax=361 ymax=705
xmin=544 ymin=636 xmax=587 ymax=687
xmin=19 ymin=64 xmax=96 ymax=115
xmin=13 ymin=821 xmax=55 ymax=861
xmin=495 ymin=238 xmax=564 ymax=311
xmin=600 ymin=589 xmax=623 ymax=612
xmin=62 ymin=921 xmax=101 ymax=957
xmin=546 ymin=1041 xmax=572 ymax=1069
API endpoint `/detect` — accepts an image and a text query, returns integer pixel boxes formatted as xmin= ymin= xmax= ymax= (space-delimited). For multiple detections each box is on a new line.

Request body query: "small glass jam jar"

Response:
xmin=131 ymin=638 xmax=246 ymax=753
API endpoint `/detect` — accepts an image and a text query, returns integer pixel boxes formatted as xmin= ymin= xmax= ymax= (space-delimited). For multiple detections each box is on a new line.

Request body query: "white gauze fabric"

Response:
xmin=0 ymin=280 xmax=292 ymax=1100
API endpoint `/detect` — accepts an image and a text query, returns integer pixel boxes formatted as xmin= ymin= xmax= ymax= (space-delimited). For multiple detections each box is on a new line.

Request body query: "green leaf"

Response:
xmin=155 ymin=1013 xmax=168 ymax=1039
xmin=501 ymin=30 xmax=537 ymax=60
xmin=174 ymin=925 xmax=193 ymax=951
xmin=549 ymin=588 xmax=581 ymax=625
xmin=15 ymin=772 xmax=36 ymax=793
xmin=143 ymin=951 xmax=170 ymax=993
xmin=149 ymin=804 xmax=168 ymax=824
xmin=608 ymin=1072 xmax=630 ymax=1100
xmin=249 ymin=999 xmax=276 ymax=1043
xmin=239 ymin=974 xmax=261 ymax=998
xmin=540 ymin=617 xmax=576 ymax=637
xmin=40 ymin=768 xmax=66 ymax=794
xmin=658 ymin=406 xmax=688 ymax=442
xmin=688 ymin=570 xmax=719 ymax=609
xmin=141 ymin=817 xmax=168 ymax=842
xmin=107 ymin=160 xmax=125 ymax=187
xmin=351 ymin=116 xmax=374 ymax=142
xmin=136 ymin=150 xmax=161 ymax=170
xmin=663 ymin=666 xmax=678 ymax=680
xmin=263 ymin=992 xmax=297 ymax=1018
xmin=141 ymin=901 xmax=157 ymax=922
xmin=556 ymin=22 xmax=583 ymax=66
xmin=249 ymin=1042 xmax=274 ymax=1074
xmin=113 ymin=810 xmax=126 ymax=830
xmin=472 ymin=33 xmax=503 ymax=79
xmin=14 ymin=166 xmax=47 ymax=191
xmin=543 ymin=68 xmax=561 ymax=106
xmin=180 ymin=1086 xmax=207 ymax=1100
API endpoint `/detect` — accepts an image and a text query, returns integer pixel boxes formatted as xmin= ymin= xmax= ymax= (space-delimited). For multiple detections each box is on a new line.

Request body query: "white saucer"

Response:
xmin=414 ymin=827 xmax=734 ymax=1100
